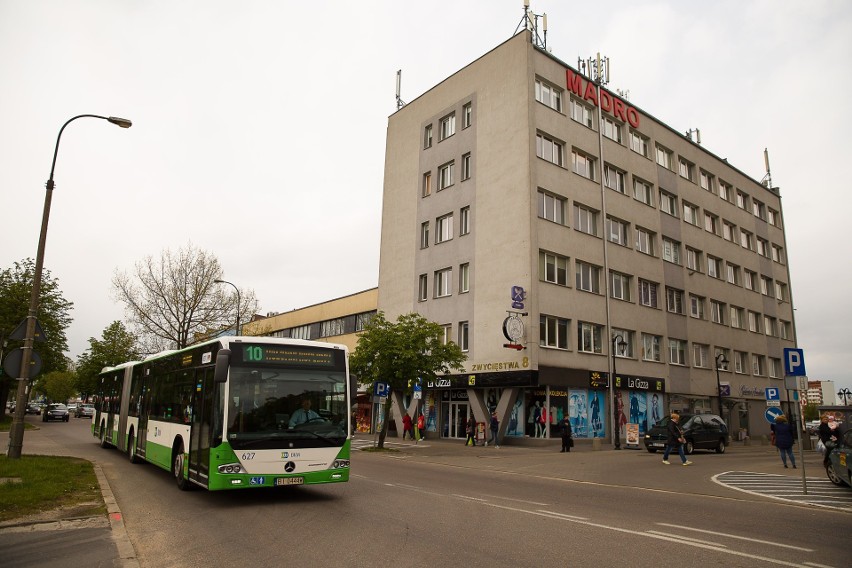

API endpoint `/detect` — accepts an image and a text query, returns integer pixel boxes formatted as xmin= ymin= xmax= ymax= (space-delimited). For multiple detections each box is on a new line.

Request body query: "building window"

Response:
xmin=710 ymin=300 xmax=726 ymax=324
xmin=610 ymin=271 xmax=631 ymax=301
xmin=655 ymin=145 xmax=673 ymax=169
xmin=707 ymin=256 xmax=722 ymax=279
xmin=686 ymin=247 xmax=702 ymax=272
xmin=602 ymin=117 xmax=622 ymax=143
xmin=704 ymin=211 xmax=719 ymax=235
xmin=538 ymin=190 xmax=566 ymax=224
xmin=612 ymin=329 xmax=634 ymax=358
xmin=462 ymin=102 xmax=472 ymax=128
xmin=699 ymin=171 xmax=714 ymax=192
xmin=662 ymin=237 xmax=681 ymax=265
xmin=320 ymin=318 xmax=345 ymax=338
xmin=434 ymin=268 xmax=452 ymax=298
xmin=438 ymin=161 xmax=454 ymax=190
xmin=748 ymin=310 xmax=762 ymax=333
xmin=769 ymin=358 xmax=782 ymax=378
xmin=639 ymin=279 xmax=659 ymax=308
xmin=461 ymin=153 xmax=471 ymax=181
xmin=575 ymin=261 xmax=601 ymax=293
xmin=436 ymin=213 xmax=453 ymax=243
xmin=666 ymin=287 xmax=685 ymax=315
xmin=739 ymin=230 xmax=753 ymax=250
xmin=441 ymin=324 xmax=452 ymax=345
xmin=535 ymin=79 xmax=562 ymax=112
xmin=736 ymin=190 xmax=749 ymax=210
xmin=604 ymin=164 xmax=626 ymax=193
xmin=756 ymin=237 xmax=770 ymax=257
xmin=734 ymin=351 xmax=748 ymax=374
xmin=719 ymin=180 xmax=732 ymax=202
xmin=767 ymin=208 xmax=780 ymax=227
xmin=290 ymin=324 xmax=311 ymax=340
xmin=779 ymin=320 xmax=791 ymax=340
xmin=629 ymin=130 xmax=649 ymax=157
xmin=760 ymin=275 xmax=773 ymax=297
xmin=730 ymin=306 xmax=745 ymax=329
xmin=660 ymin=190 xmax=678 ymax=217
xmin=690 ymin=294 xmax=705 ymax=319
xmin=458 ymin=321 xmax=469 ymax=351
xmin=606 ymin=216 xmax=629 ymax=246
xmin=574 ymin=204 xmax=599 ymax=236
xmin=669 ymin=339 xmax=687 ymax=365
xmin=771 ymin=244 xmax=784 ymax=264
xmin=569 ymin=98 xmax=593 ymax=127
xmin=572 ymin=149 xmax=596 ymax=180
xmin=636 ymin=227 xmax=655 ymax=256
xmin=460 ymin=206 xmax=470 ymax=235
xmin=642 ymin=333 xmax=662 ymax=362
xmin=678 ymin=158 xmax=695 ymax=182
xmin=536 ymin=133 xmax=564 ymax=166
xmin=633 ymin=177 xmax=654 ymax=206
xmin=764 ymin=316 xmax=777 ymax=337
xmin=424 ymin=124 xmax=433 ymax=149
xmin=744 ymin=269 xmax=756 ymax=291
xmin=422 ymin=172 xmax=432 ymax=198
xmin=726 ymin=262 xmax=741 ymax=286
xmin=693 ymin=344 xmax=709 ymax=368
xmin=420 ymin=221 xmax=430 ymax=249
xmin=540 ymin=315 xmax=569 ymax=349
xmin=355 ymin=312 xmax=374 ymax=331
xmin=439 ymin=113 xmax=455 ymax=140
xmin=459 ymin=263 xmax=470 ymax=293
xmin=418 ymin=274 xmax=428 ymax=302
xmin=722 ymin=221 xmax=736 ymax=242
xmin=539 ymin=251 xmax=569 ymax=286
xmin=775 ymin=281 xmax=787 ymax=302
xmin=752 ymin=354 xmax=766 ymax=376
xmin=578 ymin=321 xmax=604 ymax=354
xmin=683 ymin=202 xmax=699 ymax=226
xmin=752 ymin=199 xmax=766 ymax=220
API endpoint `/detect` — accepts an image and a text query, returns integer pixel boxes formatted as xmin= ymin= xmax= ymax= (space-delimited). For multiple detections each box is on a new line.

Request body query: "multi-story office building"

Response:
xmin=378 ymin=31 xmax=796 ymax=445
xmin=807 ymin=380 xmax=836 ymax=406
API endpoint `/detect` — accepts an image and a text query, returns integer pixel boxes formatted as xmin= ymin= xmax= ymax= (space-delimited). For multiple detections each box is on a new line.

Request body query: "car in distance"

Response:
xmin=826 ymin=429 xmax=852 ymax=488
xmin=25 ymin=403 xmax=42 ymax=415
xmin=76 ymin=403 xmax=95 ymax=418
xmin=67 ymin=403 xmax=78 ymax=415
xmin=43 ymin=403 xmax=70 ymax=422
xmin=644 ymin=413 xmax=729 ymax=455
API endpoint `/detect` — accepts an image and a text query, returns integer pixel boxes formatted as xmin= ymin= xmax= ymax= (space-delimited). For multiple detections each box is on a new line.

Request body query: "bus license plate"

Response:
xmin=276 ymin=477 xmax=304 ymax=486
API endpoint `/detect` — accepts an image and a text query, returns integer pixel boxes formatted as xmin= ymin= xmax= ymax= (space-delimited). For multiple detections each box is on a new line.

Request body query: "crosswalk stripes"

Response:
xmin=714 ymin=470 xmax=852 ymax=511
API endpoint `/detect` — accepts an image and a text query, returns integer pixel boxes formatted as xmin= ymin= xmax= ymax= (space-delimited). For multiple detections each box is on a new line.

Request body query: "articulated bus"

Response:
xmin=93 ymin=336 xmax=351 ymax=491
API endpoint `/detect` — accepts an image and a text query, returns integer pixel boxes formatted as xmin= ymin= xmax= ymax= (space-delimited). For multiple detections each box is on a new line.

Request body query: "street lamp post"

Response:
xmin=715 ymin=353 xmax=729 ymax=425
xmin=611 ymin=335 xmax=627 ymax=450
xmin=214 ymin=279 xmax=241 ymax=337
xmin=7 ymin=114 xmax=131 ymax=459
xmin=839 ymin=388 xmax=852 ymax=406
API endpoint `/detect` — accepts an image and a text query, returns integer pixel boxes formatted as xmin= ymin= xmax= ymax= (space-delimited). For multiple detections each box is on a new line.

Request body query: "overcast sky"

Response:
xmin=1 ymin=1 xmax=850 ymax=394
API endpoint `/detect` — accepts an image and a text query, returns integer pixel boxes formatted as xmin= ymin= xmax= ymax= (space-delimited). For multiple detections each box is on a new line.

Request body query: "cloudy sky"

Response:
xmin=1 ymin=1 xmax=850 ymax=394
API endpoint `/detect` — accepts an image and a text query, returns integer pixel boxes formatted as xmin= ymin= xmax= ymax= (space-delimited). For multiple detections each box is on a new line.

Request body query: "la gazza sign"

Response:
xmin=566 ymin=69 xmax=640 ymax=129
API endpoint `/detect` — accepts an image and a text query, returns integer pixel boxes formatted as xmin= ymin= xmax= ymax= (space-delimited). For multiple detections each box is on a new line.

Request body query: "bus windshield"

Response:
xmin=226 ymin=366 xmax=347 ymax=450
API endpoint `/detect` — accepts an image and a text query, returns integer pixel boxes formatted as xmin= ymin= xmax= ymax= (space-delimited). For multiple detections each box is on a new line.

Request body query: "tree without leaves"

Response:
xmin=0 ymin=259 xmax=73 ymax=415
xmin=111 ymin=243 xmax=259 ymax=353
xmin=349 ymin=312 xmax=466 ymax=448
xmin=75 ymin=321 xmax=140 ymax=401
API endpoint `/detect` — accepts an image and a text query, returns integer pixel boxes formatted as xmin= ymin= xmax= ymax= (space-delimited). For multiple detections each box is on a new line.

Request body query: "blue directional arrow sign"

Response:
xmin=765 ymin=406 xmax=784 ymax=424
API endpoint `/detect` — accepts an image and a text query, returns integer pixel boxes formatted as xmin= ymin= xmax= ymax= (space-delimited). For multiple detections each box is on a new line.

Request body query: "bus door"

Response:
xmin=188 ymin=367 xmax=215 ymax=486
xmin=136 ymin=378 xmax=151 ymax=459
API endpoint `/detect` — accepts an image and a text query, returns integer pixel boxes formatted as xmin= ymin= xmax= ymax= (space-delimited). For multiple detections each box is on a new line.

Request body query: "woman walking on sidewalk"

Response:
xmin=662 ymin=412 xmax=692 ymax=466
xmin=771 ymin=414 xmax=796 ymax=469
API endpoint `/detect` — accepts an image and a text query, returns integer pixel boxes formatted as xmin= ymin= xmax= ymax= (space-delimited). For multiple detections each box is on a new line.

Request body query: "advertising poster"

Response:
xmin=588 ymin=390 xmax=605 ymax=438
xmin=625 ymin=423 xmax=640 ymax=447
xmin=648 ymin=392 xmax=663 ymax=429
xmin=569 ymin=390 xmax=589 ymax=438
xmin=506 ymin=398 xmax=524 ymax=437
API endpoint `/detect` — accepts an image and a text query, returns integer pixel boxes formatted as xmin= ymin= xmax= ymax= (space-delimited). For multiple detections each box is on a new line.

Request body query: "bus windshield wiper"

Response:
xmin=287 ymin=427 xmax=345 ymax=446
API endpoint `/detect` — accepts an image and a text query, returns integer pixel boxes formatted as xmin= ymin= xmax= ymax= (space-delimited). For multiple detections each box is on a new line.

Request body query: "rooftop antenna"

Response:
xmin=578 ymin=52 xmax=610 ymax=86
xmin=395 ymin=69 xmax=406 ymax=110
xmin=761 ymin=148 xmax=773 ymax=189
xmin=515 ymin=1 xmax=547 ymax=50
xmin=685 ymin=128 xmax=701 ymax=144
xmin=616 ymin=89 xmax=630 ymax=101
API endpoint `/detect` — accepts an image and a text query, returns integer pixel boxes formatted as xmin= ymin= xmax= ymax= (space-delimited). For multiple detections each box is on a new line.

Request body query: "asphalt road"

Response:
xmin=4 ymin=416 xmax=851 ymax=568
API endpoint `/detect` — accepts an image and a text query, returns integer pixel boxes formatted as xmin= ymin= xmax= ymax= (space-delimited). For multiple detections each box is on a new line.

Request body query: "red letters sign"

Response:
xmin=566 ymin=69 xmax=640 ymax=129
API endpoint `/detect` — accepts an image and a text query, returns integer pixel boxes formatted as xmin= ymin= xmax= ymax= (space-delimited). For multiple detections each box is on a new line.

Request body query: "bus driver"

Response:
xmin=289 ymin=398 xmax=320 ymax=428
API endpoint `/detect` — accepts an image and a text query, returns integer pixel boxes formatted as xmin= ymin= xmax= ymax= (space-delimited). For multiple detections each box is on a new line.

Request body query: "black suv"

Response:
xmin=644 ymin=413 xmax=728 ymax=454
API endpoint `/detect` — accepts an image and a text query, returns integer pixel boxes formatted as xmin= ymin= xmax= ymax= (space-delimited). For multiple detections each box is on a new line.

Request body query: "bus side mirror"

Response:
xmin=214 ymin=349 xmax=231 ymax=383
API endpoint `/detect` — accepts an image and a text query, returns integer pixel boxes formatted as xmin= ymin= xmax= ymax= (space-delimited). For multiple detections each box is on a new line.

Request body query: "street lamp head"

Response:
xmin=716 ymin=353 xmax=728 ymax=370
xmin=107 ymin=116 xmax=133 ymax=128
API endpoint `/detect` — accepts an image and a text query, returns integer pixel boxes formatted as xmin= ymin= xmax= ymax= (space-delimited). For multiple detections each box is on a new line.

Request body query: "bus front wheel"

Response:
xmin=173 ymin=442 xmax=191 ymax=491
xmin=128 ymin=430 xmax=140 ymax=464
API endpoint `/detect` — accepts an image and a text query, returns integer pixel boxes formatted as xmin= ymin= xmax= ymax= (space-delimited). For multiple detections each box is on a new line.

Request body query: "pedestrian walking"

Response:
xmin=417 ymin=413 xmax=426 ymax=442
xmin=402 ymin=413 xmax=413 ymax=440
xmin=465 ymin=415 xmax=477 ymax=446
xmin=662 ymin=412 xmax=692 ymax=466
xmin=486 ymin=411 xmax=500 ymax=448
xmin=560 ymin=415 xmax=573 ymax=453
xmin=770 ymin=415 xmax=797 ymax=469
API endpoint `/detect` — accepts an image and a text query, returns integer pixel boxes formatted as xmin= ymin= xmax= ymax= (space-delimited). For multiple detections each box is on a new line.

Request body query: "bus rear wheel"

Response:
xmin=173 ymin=442 xmax=191 ymax=491
xmin=99 ymin=423 xmax=110 ymax=448
xmin=128 ymin=430 xmax=140 ymax=464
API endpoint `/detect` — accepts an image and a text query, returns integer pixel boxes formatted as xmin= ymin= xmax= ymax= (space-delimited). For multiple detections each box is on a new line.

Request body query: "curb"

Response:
xmin=93 ymin=464 xmax=140 ymax=568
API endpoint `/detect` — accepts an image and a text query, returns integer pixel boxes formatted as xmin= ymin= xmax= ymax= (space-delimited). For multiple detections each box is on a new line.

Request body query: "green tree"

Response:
xmin=803 ymin=403 xmax=820 ymax=421
xmin=75 ymin=321 xmax=140 ymax=401
xmin=349 ymin=312 xmax=466 ymax=448
xmin=111 ymin=242 xmax=259 ymax=353
xmin=0 ymin=259 xmax=73 ymax=415
xmin=33 ymin=371 xmax=77 ymax=404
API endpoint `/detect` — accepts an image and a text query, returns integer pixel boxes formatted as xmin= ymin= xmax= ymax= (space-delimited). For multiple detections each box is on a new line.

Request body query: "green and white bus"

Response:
xmin=93 ymin=336 xmax=351 ymax=491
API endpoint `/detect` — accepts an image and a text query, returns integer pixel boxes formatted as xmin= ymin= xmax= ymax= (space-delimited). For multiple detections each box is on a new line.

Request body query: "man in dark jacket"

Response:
xmin=818 ymin=416 xmax=842 ymax=466
xmin=662 ymin=412 xmax=692 ymax=466
xmin=771 ymin=415 xmax=796 ymax=468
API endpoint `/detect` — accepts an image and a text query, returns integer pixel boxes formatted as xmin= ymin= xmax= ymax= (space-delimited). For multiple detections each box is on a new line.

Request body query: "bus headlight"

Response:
xmin=218 ymin=463 xmax=244 ymax=474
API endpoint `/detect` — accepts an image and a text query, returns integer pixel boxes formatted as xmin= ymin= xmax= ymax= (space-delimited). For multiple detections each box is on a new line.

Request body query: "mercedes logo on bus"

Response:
xmin=284 ymin=462 xmax=296 ymax=473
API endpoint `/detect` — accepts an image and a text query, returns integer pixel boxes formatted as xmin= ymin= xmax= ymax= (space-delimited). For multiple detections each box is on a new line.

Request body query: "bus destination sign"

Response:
xmin=240 ymin=344 xmax=340 ymax=369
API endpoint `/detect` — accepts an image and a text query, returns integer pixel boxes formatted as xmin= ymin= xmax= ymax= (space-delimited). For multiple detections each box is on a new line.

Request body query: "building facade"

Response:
xmin=377 ymin=31 xmax=797 ymax=445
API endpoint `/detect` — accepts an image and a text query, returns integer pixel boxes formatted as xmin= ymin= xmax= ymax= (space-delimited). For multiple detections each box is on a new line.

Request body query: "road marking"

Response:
xmin=655 ymin=522 xmax=813 ymax=552
xmin=713 ymin=471 xmax=852 ymax=512
xmin=646 ymin=530 xmax=727 ymax=548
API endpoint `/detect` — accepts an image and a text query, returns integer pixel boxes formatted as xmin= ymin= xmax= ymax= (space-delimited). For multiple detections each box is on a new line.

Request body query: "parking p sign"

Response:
xmin=783 ymin=348 xmax=806 ymax=377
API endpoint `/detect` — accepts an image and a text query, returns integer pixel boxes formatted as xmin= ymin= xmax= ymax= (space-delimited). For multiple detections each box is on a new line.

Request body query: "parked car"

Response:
xmin=76 ymin=403 xmax=95 ymax=418
xmin=67 ymin=403 xmax=78 ymax=415
xmin=644 ymin=413 xmax=729 ymax=454
xmin=25 ymin=403 xmax=42 ymax=415
xmin=42 ymin=403 xmax=70 ymax=422
xmin=826 ymin=429 xmax=852 ymax=488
